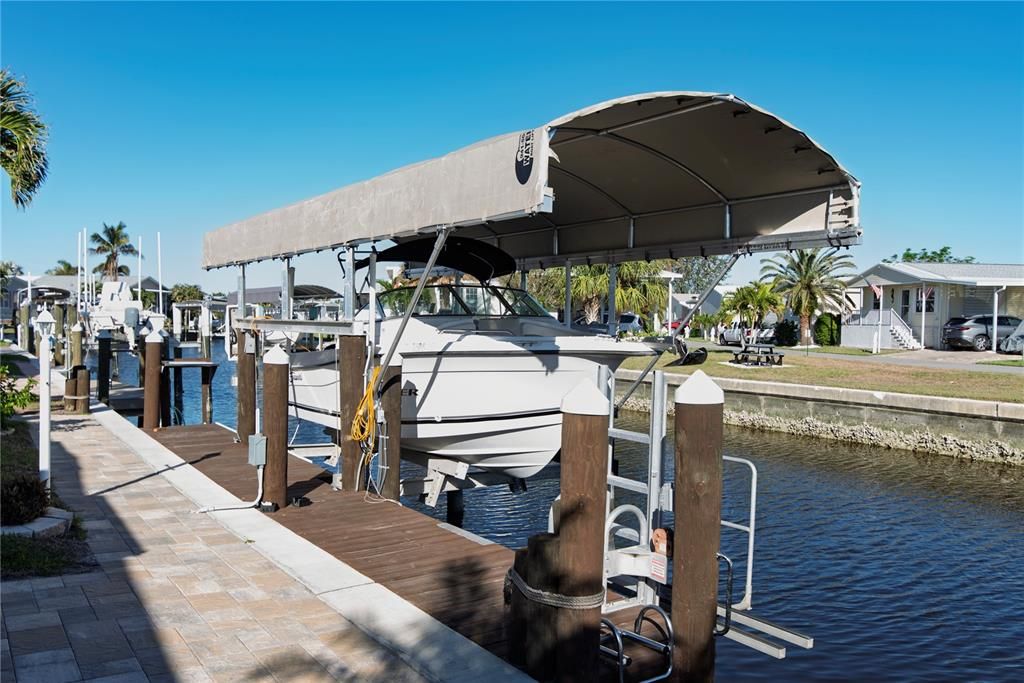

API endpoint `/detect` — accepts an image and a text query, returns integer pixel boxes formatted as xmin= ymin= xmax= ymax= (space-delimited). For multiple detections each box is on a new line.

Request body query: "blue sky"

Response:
xmin=2 ymin=1 xmax=1022 ymax=292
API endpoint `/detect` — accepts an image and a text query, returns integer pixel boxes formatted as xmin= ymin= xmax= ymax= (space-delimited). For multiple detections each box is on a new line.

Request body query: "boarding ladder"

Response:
xmin=552 ymin=367 xmax=814 ymax=678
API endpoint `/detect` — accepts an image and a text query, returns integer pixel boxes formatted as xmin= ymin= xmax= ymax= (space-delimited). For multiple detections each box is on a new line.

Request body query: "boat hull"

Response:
xmin=289 ymin=346 xmax=631 ymax=478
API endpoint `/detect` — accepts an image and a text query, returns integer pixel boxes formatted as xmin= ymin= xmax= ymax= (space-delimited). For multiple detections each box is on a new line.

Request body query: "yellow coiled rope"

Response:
xmin=350 ymin=366 xmax=382 ymax=452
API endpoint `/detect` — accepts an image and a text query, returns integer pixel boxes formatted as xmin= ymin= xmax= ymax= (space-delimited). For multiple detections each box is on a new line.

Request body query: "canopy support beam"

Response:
xmin=373 ymin=228 xmax=452 ymax=397
xmin=672 ymin=254 xmax=739 ymax=353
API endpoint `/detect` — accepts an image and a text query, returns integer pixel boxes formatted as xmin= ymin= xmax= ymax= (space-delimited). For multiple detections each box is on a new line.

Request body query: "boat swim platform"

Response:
xmin=150 ymin=423 xmax=671 ymax=681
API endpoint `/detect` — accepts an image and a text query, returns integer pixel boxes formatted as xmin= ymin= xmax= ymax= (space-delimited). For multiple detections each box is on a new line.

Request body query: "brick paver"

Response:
xmin=1 ymin=414 xmax=427 ymax=682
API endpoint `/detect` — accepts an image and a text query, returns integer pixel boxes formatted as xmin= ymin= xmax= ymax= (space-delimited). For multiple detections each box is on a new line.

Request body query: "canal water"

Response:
xmin=99 ymin=345 xmax=1024 ymax=680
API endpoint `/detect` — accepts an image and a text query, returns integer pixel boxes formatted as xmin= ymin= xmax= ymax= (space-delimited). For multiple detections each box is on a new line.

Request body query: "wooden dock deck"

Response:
xmin=151 ymin=424 xmax=668 ymax=681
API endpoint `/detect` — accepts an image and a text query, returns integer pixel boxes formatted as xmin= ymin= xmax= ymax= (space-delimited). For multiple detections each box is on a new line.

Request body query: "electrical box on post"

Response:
xmin=248 ymin=434 xmax=267 ymax=466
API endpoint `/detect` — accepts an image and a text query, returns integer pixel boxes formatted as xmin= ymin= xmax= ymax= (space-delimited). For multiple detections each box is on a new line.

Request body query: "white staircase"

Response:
xmin=889 ymin=310 xmax=922 ymax=350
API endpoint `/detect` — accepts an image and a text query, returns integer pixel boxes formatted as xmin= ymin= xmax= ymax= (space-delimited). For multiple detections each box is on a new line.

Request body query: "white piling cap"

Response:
xmin=561 ymin=379 xmax=610 ymax=416
xmin=263 ymin=344 xmax=290 ymax=365
xmin=71 ymin=322 xmax=84 ymax=332
xmin=673 ymin=370 xmax=724 ymax=406
xmin=145 ymin=330 xmax=163 ymax=344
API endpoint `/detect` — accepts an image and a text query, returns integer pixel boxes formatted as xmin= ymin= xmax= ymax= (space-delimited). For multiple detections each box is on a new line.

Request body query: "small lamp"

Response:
xmin=35 ymin=309 xmax=55 ymax=338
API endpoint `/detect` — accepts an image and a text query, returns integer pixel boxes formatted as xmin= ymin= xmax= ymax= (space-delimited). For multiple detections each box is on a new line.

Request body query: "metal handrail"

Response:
xmin=721 ymin=455 xmax=757 ymax=610
xmin=889 ymin=308 xmax=918 ymax=345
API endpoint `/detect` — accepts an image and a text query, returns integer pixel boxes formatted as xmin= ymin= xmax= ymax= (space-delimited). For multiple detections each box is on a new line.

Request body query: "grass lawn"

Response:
xmin=1 ymin=519 xmax=91 ymax=578
xmin=621 ymin=351 xmax=1024 ymax=403
xmin=797 ymin=346 xmax=905 ymax=356
xmin=978 ymin=358 xmax=1024 ymax=368
xmin=1 ymin=420 xmax=38 ymax=473
xmin=0 ymin=421 xmax=92 ymax=578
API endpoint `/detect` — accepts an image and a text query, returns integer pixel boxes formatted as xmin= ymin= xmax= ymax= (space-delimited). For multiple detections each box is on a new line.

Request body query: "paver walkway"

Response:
xmin=1 ymin=413 xmax=428 ymax=683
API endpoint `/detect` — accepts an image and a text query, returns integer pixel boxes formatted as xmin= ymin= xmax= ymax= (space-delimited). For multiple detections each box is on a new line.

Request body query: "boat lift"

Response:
xmin=589 ymin=367 xmax=813 ymax=677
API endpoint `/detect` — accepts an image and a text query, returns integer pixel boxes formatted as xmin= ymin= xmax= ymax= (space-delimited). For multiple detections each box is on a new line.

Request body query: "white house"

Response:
xmin=843 ymin=262 xmax=1024 ymax=349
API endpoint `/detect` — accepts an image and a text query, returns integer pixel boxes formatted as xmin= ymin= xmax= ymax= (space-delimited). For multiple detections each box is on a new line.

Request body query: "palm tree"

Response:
xmin=0 ymin=260 xmax=24 ymax=289
xmin=760 ymin=248 xmax=855 ymax=344
xmin=47 ymin=259 xmax=77 ymax=276
xmin=568 ymin=261 xmax=670 ymax=327
xmin=90 ymin=222 xmax=138 ymax=281
xmin=1 ymin=70 xmax=49 ymax=209
xmin=723 ymin=282 xmax=784 ymax=330
xmin=170 ymin=283 xmax=205 ymax=303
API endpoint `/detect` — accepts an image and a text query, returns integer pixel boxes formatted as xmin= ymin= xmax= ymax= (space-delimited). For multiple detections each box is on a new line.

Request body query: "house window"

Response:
xmin=900 ymin=290 xmax=911 ymax=318
xmin=915 ymin=287 xmax=935 ymax=313
xmin=871 ymin=291 xmax=880 ymax=310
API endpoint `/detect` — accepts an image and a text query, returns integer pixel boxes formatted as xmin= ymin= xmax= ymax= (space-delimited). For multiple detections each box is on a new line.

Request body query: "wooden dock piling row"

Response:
xmin=125 ymin=322 xmax=729 ymax=681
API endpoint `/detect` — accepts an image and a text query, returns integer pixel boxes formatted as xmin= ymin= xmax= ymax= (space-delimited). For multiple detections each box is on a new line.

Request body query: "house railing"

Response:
xmin=845 ymin=309 xmax=892 ymax=326
xmin=889 ymin=309 xmax=920 ymax=346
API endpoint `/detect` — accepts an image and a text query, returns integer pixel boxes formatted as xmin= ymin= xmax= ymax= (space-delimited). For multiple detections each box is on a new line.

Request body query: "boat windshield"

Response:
xmin=377 ymin=285 xmax=549 ymax=318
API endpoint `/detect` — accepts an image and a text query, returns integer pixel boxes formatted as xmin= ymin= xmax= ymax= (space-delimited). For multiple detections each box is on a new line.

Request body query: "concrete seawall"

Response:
xmin=616 ymin=369 xmax=1024 ymax=466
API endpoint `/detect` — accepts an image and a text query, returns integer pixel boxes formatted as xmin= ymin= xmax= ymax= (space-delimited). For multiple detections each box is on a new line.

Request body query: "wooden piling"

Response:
xmin=236 ymin=332 xmax=256 ymax=444
xmin=173 ymin=342 xmax=184 ymax=425
xmin=671 ymin=370 xmax=724 ymax=683
xmin=263 ymin=345 xmax=290 ymax=509
xmin=446 ymin=490 xmax=465 ymax=527
xmin=159 ymin=334 xmax=172 ymax=427
xmin=136 ymin=335 xmax=146 ymax=385
xmin=69 ymin=323 xmax=83 ymax=370
xmin=338 ymin=336 xmax=366 ymax=491
xmin=74 ymin=366 xmax=90 ymax=414
xmin=380 ymin=361 xmax=403 ymax=500
xmin=525 ymin=532 xmax=561 ymax=681
xmin=507 ymin=548 xmax=531 ymax=667
xmin=200 ymin=366 xmax=214 ymax=424
xmin=53 ymin=305 xmax=65 ymax=367
xmin=64 ymin=374 xmax=77 ymax=412
xmin=97 ymin=330 xmax=112 ymax=404
xmin=556 ymin=382 xmax=610 ymax=683
xmin=142 ymin=331 xmax=163 ymax=430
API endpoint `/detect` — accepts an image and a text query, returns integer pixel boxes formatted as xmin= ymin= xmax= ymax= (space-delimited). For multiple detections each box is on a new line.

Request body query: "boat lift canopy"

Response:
xmin=202 ymin=92 xmax=861 ymax=271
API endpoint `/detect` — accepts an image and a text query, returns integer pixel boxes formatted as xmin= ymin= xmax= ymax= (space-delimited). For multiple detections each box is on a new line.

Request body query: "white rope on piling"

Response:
xmin=504 ymin=567 xmax=605 ymax=610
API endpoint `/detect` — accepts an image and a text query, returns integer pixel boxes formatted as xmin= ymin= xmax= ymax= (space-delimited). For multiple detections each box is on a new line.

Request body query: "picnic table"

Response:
xmin=732 ymin=344 xmax=785 ymax=367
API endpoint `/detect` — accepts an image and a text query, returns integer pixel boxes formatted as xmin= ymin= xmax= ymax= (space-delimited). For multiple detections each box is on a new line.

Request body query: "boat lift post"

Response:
xmin=564 ymin=259 xmax=572 ymax=327
xmin=607 ymin=263 xmax=617 ymax=337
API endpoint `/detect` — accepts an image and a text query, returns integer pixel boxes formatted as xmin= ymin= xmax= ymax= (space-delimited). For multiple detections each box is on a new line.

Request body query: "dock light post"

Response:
xmin=35 ymin=311 xmax=55 ymax=489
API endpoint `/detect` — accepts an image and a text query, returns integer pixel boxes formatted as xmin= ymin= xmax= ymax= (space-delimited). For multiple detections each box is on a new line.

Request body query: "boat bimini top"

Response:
xmin=202 ymin=91 xmax=861 ymax=271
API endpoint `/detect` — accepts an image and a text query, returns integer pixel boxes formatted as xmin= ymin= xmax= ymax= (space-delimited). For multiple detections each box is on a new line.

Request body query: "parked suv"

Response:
xmin=942 ymin=315 xmax=1022 ymax=351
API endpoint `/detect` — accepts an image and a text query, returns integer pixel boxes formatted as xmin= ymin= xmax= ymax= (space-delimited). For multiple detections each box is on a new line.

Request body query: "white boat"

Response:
xmin=288 ymin=282 xmax=656 ymax=479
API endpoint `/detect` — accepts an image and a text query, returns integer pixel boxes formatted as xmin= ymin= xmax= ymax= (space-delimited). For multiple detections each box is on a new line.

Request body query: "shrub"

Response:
xmin=1 ymin=471 xmax=49 ymax=525
xmin=813 ymin=313 xmax=842 ymax=346
xmin=0 ymin=365 xmax=36 ymax=429
xmin=774 ymin=319 xmax=799 ymax=346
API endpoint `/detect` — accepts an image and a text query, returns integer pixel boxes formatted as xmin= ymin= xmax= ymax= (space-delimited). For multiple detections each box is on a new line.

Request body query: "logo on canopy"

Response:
xmin=515 ymin=131 xmax=535 ymax=185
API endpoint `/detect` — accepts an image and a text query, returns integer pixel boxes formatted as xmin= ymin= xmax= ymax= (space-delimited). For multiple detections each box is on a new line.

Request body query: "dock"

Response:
xmin=150 ymin=423 xmax=669 ymax=681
